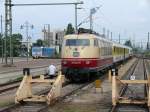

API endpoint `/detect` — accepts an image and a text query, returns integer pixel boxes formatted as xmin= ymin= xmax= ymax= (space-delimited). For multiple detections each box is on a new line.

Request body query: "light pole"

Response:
xmin=20 ymin=21 xmax=34 ymax=62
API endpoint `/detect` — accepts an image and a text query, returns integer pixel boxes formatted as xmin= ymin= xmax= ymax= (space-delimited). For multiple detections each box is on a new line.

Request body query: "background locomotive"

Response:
xmin=32 ymin=47 xmax=55 ymax=59
xmin=61 ymin=33 xmax=132 ymax=82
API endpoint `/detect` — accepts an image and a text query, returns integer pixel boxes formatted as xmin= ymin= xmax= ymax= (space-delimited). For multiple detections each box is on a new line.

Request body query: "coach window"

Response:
xmin=105 ymin=42 xmax=108 ymax=56
xmin=116 ymin=47 xmax=118 ymax=55
xmin=108 ymin=43 xmax=111 ymax=55
xmin=98 ymin=40 xmax=101 ymax=47
xmin=101 ymin=41 xmax=104 ymax=56
xmin=114 ymin=47 xmax=116 ymax=55
xmin=94 ymin=39 xmax=98 ymax=47
xmin=103 ymin=42 xmax=105 ymax=55
xmin=106 ymin=42 xmax=109 ymax=55
xmin=108 ymin=44 xmax=110 ymax=55
xmin=101 ymin=40 xmax=104 ymax=56
xmin=110 ymin=44 xmax=113 ymax=55
xmin=104 ymin=42 xmax=107 ymax=55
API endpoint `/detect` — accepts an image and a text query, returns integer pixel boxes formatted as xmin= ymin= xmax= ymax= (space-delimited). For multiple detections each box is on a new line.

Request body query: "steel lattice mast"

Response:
xmin=4 ymin=1 xmax=83 ymax=65
xmin=5 ymin=0 xmax=12 ymax=65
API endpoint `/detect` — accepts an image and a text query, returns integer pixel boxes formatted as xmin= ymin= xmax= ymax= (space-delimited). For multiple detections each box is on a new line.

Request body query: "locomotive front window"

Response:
xmin=32 ymin=48 xmax=41 ymax=52
xmin=66 ymin=39 xmax=90 ymax=46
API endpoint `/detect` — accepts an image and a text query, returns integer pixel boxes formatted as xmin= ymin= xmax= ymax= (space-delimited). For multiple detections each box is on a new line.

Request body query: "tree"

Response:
xmin=43 ymin=40 xmax=49 ymax=47
xmin=0 ymin=33 xmax=23 ymax=57
xmin=33 ymin=39 xmax=44 ymax=47
xmin=36 ymin=39 xmax=43 ymax=46
xmin=65 ymin=23 xmax=75 ymax=35
xmin=124 ymin=40 xmax=132 ymax=48
xmin=11 ymin=34 xmax=23 ymax=56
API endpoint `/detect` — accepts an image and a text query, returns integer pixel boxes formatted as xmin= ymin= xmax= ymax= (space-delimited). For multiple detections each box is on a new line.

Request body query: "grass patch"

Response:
xmin=0 ymin=101 xmax=14 ymax=108
xmin=6 ymin=76 xmax=23 ymax=83
xmin=49 ymin=103 xmax=96 ymax=112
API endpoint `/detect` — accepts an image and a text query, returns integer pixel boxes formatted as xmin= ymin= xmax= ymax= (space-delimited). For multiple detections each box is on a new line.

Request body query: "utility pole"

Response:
xmin=43 ymin=24 xmax=51 ymax=47
xmin=5 ymin=0 xmax=13 ymax=65
xmin=9 ymin=2 xmax=83 ymax=35
xmin=0 ymin=15 xmax=2 ymax=35
xmin=110 ymin=32 xmax=112 ymax=41
xmin=90 ymin=9 xmax=93 ymax=32
xmin=103 ymin=27 xmax=105 ymax=38
xmin=107 ymin=30 xmax=109 ymax=39
xmin=43 ymin=26 xmax=46 ymax=46
xmin=75 ymin=4 xmax=78 ymax=33
xmin=4 ymin=1 xmax=83 ymax=64
xmin=74 ymin=5 xmax=83 ymax=33
xmin=119 ymin=33 xmax=120 ymax=44
xmin=147 ymin=32 xmax=149 ymax=50
xmin=48 ymin=24 xmax=51 ymax=46
xmin=1 ymin=15 xmax=4 ymax=64
xmin=20 ymin=21 xmax=34 ymax=62
xmin=90 ymin=6 xmax=101 ymax=32
xmin=141 ymin=41 xmax=143 ymax=49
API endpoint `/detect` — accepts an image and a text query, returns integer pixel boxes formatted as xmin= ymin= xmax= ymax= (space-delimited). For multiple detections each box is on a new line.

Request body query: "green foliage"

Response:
xmin=43 ymin=40 xmax=49 ymax=47
xmin=132 ymin=47 xmax=138 ymax=53
xmin=144 ymin=50 xmax=150 ymax=58
xmin=33 ymin=39 xmax=44 ymax=47
xmin=65 ymin=23 xmax=75 ymax=35
xmin=12 ymin=34 xmax=23 ymax=56
xmin=0 ymin=33 xmax=23 ymax=57
xmin=124 ymin=40 xmax=132 ymax=48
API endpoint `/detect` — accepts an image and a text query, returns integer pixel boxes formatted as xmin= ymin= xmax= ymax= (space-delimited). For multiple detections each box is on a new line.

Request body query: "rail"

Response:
xmin=110 ymin=58 xmax=150 ymax=112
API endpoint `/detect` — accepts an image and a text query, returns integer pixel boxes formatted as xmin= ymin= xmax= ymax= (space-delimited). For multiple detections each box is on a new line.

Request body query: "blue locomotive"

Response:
xmin=32 ymin=47 xmax=55 ymax=58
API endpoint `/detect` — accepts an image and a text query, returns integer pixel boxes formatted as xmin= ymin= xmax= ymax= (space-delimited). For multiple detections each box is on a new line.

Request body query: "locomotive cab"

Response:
xmin=61 ymin=34 xmax=100 ymax=81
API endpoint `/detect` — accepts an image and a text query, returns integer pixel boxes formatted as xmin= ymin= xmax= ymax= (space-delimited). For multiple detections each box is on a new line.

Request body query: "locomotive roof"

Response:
xmin=64 ymin=34 xmax=112 ymax=43
xmin=64 ymin=34 xmax=132 ymax=50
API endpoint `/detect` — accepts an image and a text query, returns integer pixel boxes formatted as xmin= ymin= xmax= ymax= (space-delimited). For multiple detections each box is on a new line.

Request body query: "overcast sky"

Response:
xmin=0 ymin=0 xmax=150 ymax=46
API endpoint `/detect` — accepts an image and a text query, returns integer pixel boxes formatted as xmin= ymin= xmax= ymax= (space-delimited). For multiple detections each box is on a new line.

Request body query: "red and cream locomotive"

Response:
xmin=61 ymin=33 xmax=132 ymax=81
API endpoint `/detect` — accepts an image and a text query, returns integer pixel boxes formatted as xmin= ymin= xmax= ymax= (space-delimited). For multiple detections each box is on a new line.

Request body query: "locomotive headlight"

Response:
xmin=85 ymin=61 xmax=90 ymax=64
xmin=63 ymin=61 xmax=67 ymax=64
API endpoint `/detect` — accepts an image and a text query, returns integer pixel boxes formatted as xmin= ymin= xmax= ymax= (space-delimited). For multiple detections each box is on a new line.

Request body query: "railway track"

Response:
xmin=0 ymin=62 xmax=60 ymax=75
xmin=0 ymin=75 xmax=48 ymax=94
xmin=0 ymin=64 xmax=107 ymax=112
xmin=110 ymin=58 xmax=150 ymax=112
xmin=0 ymin=64 xmax=61 ymax=94
xmin=0 ymin=58 xmax=134 ymax=112
xmin=0 ymin=80 xmax=94 ymax=112
xmin=0 ymin=58 xmax=61 ymax=84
